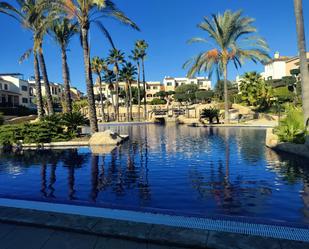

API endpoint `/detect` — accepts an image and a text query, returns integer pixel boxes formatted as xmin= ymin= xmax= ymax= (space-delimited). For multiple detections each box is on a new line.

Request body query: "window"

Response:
xmin=4 ymin=84 xmax=8 ymax=90
xmin=0 ymin=83 xmax=2 ymax=90
xmin=21 ymin=85 xmax=28 ymax=91
xmin=153 ymin=86 xmax=158 ymax=90
xmin=167 ymin=82 xmax=172 ymax=86
xmin=22 ymin=98 xmax=28 ymax=104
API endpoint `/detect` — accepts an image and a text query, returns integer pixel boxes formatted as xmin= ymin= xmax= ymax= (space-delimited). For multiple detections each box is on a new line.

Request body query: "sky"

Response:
xmin=0 ymin=0 xmax=308 ymax=93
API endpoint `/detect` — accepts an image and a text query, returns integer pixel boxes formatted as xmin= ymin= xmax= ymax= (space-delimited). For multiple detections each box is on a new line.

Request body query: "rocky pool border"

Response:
xmin=0 ymin=198 xmax=308 ymax=249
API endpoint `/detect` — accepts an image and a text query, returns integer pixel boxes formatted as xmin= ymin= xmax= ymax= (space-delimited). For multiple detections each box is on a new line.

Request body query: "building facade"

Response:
xmin=163 ymin=76 xmax=211 ymax=92
xmin=0 ymin=74 xmax=32 ymax=108
xmin=261 ymin=52 xmax=309 ymax=80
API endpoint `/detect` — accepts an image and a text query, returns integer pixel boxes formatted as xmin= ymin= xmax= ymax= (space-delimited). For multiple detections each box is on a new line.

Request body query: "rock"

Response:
xmin=89 ymin=130 xmax=126 ymax=146
xmin=90 ymin=145 xmax=117 ymax=155
xmin=265 ymin=128 xmax=279 ymax=148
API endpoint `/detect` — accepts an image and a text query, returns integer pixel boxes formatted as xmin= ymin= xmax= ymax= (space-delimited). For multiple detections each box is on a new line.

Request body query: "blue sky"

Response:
xmin=0 ymin=0 xmax=308 ymax=92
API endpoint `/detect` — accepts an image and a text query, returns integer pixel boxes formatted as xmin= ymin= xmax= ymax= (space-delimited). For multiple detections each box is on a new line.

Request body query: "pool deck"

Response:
xmin=0 ymin=199 xmax=308 ymax=249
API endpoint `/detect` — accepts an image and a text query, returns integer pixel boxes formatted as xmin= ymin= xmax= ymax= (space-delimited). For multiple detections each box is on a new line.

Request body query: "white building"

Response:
xmin=0 ymin=74 xmax=32 ymax=108
xmin=163 ymin=76 xmax=211 ymax=92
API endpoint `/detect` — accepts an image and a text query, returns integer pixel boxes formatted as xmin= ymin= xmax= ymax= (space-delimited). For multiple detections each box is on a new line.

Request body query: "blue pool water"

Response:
xmin=0 ymin=124 xmax=309 ymax=225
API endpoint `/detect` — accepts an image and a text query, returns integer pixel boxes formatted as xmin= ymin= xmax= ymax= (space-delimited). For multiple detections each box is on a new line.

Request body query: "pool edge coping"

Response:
xmin=0 ymin=198 xmax=308 ymax=249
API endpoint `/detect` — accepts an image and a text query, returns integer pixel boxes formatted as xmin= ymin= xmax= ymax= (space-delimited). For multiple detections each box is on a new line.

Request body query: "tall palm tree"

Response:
xmin=130 ymin=48 xmax=142 ymax=121
xmin=119 ymin=62 xmax=137 ymax=122
xmin=50 ymin=18 xmax=78 ymax=113
xmin=1 ymin=0 xmax=55 ymax=118
xmin=91 ymin=56 xmax=107 ymax=122
xmin=184 ymin=10 xmax=270 ymax=123
xmin=294 ymin=0 xmax=309 ymax=124
xmin=57 ymin=0 xmax=139 ymax=133
xmin=102 ymin=69 xmax=116 ymax=119
xmin=107 ymin=48 xmax=125 ymax=121
xmin=136 ymin=40 xmax=148 ymax=120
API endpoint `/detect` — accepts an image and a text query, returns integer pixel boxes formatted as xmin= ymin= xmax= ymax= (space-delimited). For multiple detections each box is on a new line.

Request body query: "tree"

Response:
xmin=1 ymin=0 xmax=57 ymax=118
xmin=239 ymin=72 xmax=273 ymax=109
xmin=107 ymin=49 xmax=126 ymax=122
xmin=58 ymin=0 xmax=139 ymax=133
xmin=294 ymin=0 xmax=309 ymax=124
xmin=130 ymin=48 xmax=142 ymax=121
xmin=135 ymin=40 xmax=149 ymax=120
xmin=50 ymin=18 xmax=78 ymax=113
xmin=119 ymin=62 xmax=137 ymax=121
xmin=91 ymin=57 xmax=107 ymax=122
xmin=214 ymin=80 xmax=233 ymax=101
xmin=102 ymin=69 xmax=116 ymax=118
xmin=184 ymin=10 xmax=270 ymax=123
xmin=174 ymin=84 xmax=199 ymax=104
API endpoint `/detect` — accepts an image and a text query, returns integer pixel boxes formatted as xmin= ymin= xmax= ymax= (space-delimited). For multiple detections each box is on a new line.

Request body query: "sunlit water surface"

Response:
xmin=1 ymin=124 xmax=309 ymax=225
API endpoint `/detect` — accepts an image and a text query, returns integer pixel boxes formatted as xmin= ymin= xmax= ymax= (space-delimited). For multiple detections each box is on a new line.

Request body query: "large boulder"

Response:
xmin=89 ymin=130 xmax=124 ymax=146
xmin=265 ymin=128 xmax=279 ymax=148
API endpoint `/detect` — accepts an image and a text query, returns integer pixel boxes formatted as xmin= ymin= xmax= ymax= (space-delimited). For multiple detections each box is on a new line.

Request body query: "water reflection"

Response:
xmin=0 ymin=125 xmax=309 ymax=223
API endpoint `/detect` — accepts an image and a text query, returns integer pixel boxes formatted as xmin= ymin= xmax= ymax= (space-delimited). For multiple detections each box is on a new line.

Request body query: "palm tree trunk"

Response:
xmin=81 ymin=27 xmax=98 ymax=133
xmin=109 ymin=85 xmax=116 ymax=120
xmin=98 ymin=75 xmax=106 ymax=122
xmin=61 ymin=45 xmax=72 ymax=113
xmin=38 ymin=43 xmax=54 ymax=115
xmin=142 ymin=58 xmax=147 ymax=120
xmin=294 ymin=0 xmax=309 ymax=124
xmin=137 ymin=61 xmax=141 ymax=121
xmin=129 ymin=82 xmax=133 ymax=121
xmin=223 ymin=63 xmax=230 ymax=124
xmin=115 ymin=68 xmax=120 ymax=122
xmin=34 ymin=51 xmax=44 ymax=119
xmin=125 ymin=82 xmax=130 ymax=122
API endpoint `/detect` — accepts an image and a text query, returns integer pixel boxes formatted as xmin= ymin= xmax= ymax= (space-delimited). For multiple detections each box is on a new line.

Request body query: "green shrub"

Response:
xmin=0 ymin=113 xmax=4 ymax=125
xmin=0 ymin=112 xmax=88 ymax=146
xmin=0 ymin=106 xmax=36 ymax=116
xmin=275 ymin=106 xmax=306 ymax=144
xmin=200 ymin=107 xmax=220 ymax=124
xmin=273 ymin=87 xmax=294 ymax=102
xmin=149 ymin=98 xmax=167 ymax=105
xmin=195 ymin=91 xmax=214 ymax=102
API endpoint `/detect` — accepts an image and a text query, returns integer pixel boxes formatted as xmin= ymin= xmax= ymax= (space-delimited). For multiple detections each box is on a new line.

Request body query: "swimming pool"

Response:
xmin=0 ymin=124 xmax=309 ymax=225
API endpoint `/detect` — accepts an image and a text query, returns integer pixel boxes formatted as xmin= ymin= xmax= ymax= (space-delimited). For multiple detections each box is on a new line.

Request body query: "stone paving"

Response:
xmin=0 ymin=205 xmax=309 ymax=249
xmin=0 ymin=222 xmax=187 ymax=249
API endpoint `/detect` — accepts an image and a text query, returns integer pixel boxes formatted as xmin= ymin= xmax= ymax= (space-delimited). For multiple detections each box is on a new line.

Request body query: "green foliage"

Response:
xmin=239 ymin=72 xmax=273 ymax=110
xmin=0 ymin=106 xmax=36 ymax=116
xmin=62 ymin=112 xmax=89 ymax=134
xmin=214 ymin=80 xmax=233 ymax=101
xmin=275 ymin=106 xmax=306 ymax=144
xmin=174 ymin=84 xmax=199 ymax=103
xmin=200 ymin=107 xmax=220 ymax=123
xmin=195 ymin=90 xmax=214 ymax=102
xmin=0 ymin=112 xmax=89 ymax=146
xmin=0 ymin=113 xmax=4 ymax=125
xmin=72 ymin=99 xmax=88 ymax=112
xmin=273 ymin=87 xmax=294 ymax=102
xmin=149 ymin=98 xmax=167 ymax=105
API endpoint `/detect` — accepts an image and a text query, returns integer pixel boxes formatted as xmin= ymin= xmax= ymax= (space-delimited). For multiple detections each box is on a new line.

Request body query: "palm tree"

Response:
xmin=107 ymin=48 xmax=126 ymax=121
xmin=294 ymin=0 xmax=309 ymax=124
xmin=130 ymin=48 xmax=142 ymax=121
xmin=136 ymin=40 xmax=149 ymax=120
xmin=184 ymin=10 xmax=270 ymax=123
xmin=57 ymin=0 xmax=139 ymax=133
xmin=50 ymin=18 xmax=78 ymax=113
xmin=91 ymin=56 xmax=107 ymax=122
xmin=119 ymin=62 xmax=137 ymax=122
xmin=102 ymin=69 xmax=116 ymax=119
xmin=1 ymin=0 xmax=55 ymax=118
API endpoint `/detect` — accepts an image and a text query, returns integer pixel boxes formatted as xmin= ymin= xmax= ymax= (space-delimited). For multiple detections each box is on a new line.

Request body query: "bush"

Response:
xmin=273 ymin=86 xmax=294 ymax=102
xmin=275 ymin=106 xmax=306 ymax=144
xmin=0 ymin=113 xmax=4 ymax=125
xmin=0 ymin=112 xmax=89 ymax=146
xmin=195 ymin=90 xmax=214 ymax=102
xmin=0 ymin=106 xmax=36 ymax=116
xmin=149 ymin=98 xmax=167 ymax=105
xmin=200 ymin=107 xmax=220 ymax=124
